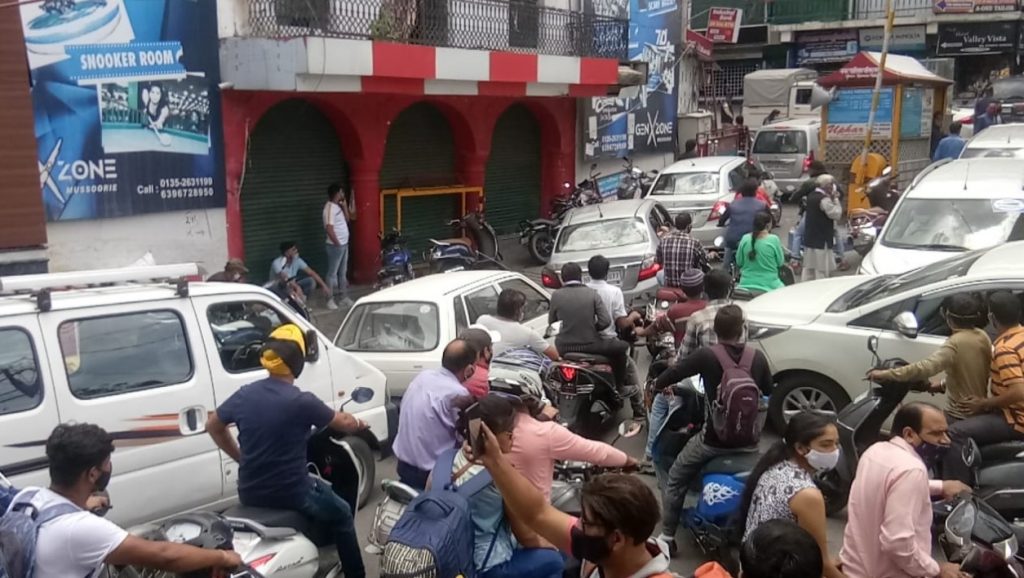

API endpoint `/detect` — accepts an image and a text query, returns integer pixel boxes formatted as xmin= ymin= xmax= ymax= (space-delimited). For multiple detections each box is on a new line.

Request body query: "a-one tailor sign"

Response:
xmin=933 ymin=0 xmax=1017 ymax=14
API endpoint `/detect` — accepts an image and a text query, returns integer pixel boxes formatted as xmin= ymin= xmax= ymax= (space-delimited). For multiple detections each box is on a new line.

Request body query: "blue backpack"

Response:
xmin=0 ymin=489 xmax=79 ymax=578
xmin=381 ymin=449 xmax=495 ymax=578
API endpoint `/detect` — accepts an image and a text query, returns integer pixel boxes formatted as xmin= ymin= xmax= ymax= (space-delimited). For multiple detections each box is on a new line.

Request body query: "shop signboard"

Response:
xmin=796 ymin=30 xmax=859 ymax=66
xmin=933 ymin=0 xmax=1017 ymax=14
xmin=706 ymin=8 xmax=742 ymax=44
xmin=19 ymin=0 xmax=225 ymax=222
xmin=583 ymin=0 xmax=681 ymax=158
xmin=686 ymin=28 xmax=714 ymax=60
xmin=859 ymin=26 xmax=927 ymax=53
xmin=937 ymin=21 xmax=1018 ymax=55
xmin=826 ymin=87 xmax=894 ymax=140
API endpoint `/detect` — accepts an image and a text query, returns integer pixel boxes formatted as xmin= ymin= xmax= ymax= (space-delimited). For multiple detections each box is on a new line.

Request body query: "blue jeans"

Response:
xmin=656 ymin=269 xmax=665 ymax=285
xmin=482 ymin=548 xmax=564 ymax=578
xmin=325 ymin=243 xmax=349 ymax=298
xmin=296 ymin=276 xmax=316 ymax=297
xmin=645 ymin=391 xmax=681 ymax=459
xmin=298 ymin=478 xmax=365 ymax=578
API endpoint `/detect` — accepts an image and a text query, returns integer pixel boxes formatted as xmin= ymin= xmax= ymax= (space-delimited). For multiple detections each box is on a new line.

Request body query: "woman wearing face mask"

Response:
xmin=740 ymin=412 xmax=847 ymax=578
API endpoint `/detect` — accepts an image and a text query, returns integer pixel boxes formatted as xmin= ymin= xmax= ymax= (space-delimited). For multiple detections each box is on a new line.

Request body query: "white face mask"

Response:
xmin=804 ymin=448 xmax=840 ymax=472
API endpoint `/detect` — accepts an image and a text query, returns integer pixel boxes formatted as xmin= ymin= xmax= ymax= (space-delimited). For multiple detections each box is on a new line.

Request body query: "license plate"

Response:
xmin=583 ymin=270 xmax=623 ymax=285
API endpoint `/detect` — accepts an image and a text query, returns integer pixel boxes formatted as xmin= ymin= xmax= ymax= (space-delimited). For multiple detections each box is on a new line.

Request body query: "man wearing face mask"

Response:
xmin=10 ymin=423 xmax=241 ymax=578
xmin=476 ymin=421 xmax=672 ymax=578
xmin=206 ymin=324 xmax=369 ymax=578
xmin=840 ymin=403 xmax=970 ymax=578
xmin=392 ymin=339 xmax=478 ymax=490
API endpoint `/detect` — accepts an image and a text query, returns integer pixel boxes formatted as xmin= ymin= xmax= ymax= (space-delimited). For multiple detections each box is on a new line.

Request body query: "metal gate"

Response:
xmin=484 ymin=104 xmax=541 ymax=236
xmin=241 ymin=99 xmax=346 ymax=284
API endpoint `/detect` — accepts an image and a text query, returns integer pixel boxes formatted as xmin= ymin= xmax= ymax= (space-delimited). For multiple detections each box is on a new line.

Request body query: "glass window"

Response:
xmin=649 ymin=172 xmax=720 ymax=196
xmin=828 ymin=251 xmax=985 ymax=312
xmin=207 ymin=301 xmax=290 ymax=372
xmin=60 ymin=311 xmax=192 ymax=399
xmin=0 ymin=328 xmax=42 ymax=416
xmin=793 ymin=88 xmax=813 ymax=106
xmin=465 ymin=286 xmax=500 ymax=324
xmin=498 ymin=278 xmax=549 ymax=320
xmin=556 ymin=218 xmax=649 ymax=252
xmin=728 ymin=168 xmax=745 ymax=191
xmin=336 ymin=302 xmax=440 ymax=352
xmin=752 ymin=130 xmax=808 ymax=154
xmin=454 ymin=297 xmax=469 ymax=335
xmin=881 ymin=198 xmax=1024 ymax=252
xmin=849 ymin=298 xmax=916 ymax=331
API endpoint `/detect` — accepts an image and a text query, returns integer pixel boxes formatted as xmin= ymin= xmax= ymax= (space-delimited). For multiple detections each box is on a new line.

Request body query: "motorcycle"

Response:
xmin=937 ymin=493 xmax=1024 ymax=578
xmin=615 ymin=157 xmax=657 ymax=201
xmin=519 ymin=180 xmax=595 ymax=265
xmin=375 ymin=229 xmax=415 ymax=289
xmin=115 ymin=387 xmax=377 ymax=578
xmin=645 ymin=286 xmax=689 ymax=357
xmin=426 ymin=211 xmax=505 ymax=273
xmin=712 ymin=236 xmax=796 ymax=301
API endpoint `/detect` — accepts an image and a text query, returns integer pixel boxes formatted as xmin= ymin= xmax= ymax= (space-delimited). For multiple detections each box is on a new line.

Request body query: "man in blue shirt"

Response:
xmin=718 ymin=178 xmax=768 ymax=268
xmin=975 ymin=101 xmax=1002 ymax=134
xmin=207 ymin=324 xmax=368 ymax=578
xmin=933 ymin=122 xmax=967 ymax=162
xmin=268 ymin=240 xmax=330 ymax=299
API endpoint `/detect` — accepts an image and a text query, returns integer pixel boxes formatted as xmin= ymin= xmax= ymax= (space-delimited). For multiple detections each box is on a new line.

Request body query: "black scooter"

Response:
xmin=938 ymin=493 xmax=1024 ymax=578
xmin=426 ymin=212 xmax=505 ymax=273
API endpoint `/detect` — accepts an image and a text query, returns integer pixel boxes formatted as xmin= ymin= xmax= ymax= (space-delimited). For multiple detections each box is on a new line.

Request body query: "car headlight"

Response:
xmin=748 ymin=321 xmax=790 ymax=341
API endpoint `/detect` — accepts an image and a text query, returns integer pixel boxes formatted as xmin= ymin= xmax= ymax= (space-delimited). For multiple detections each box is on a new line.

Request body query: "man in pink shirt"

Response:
xmin=840 ymin=402 xmax=971 ymax=578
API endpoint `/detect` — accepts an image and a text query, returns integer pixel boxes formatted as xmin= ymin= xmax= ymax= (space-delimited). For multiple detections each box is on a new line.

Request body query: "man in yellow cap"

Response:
xmin=206 ymin=324 xmax=368 ymax=578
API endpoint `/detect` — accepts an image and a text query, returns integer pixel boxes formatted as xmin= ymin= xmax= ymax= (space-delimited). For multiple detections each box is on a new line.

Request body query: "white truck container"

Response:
xmin=743 ymin=68 xmax=820 ymax=128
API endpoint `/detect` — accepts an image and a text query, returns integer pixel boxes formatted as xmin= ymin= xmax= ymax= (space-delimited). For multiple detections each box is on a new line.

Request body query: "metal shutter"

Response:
xmin=379 ymin=103 xmax=458 ymax=259
xmin=241 ymin=99 xmax=346 ymax=284
xmin=483 ymin=105 xmax=541 ymax=236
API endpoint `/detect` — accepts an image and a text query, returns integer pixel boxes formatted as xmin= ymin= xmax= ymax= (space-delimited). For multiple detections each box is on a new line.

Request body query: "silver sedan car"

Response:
xmin=542 ymin=198 xmax=671 ymax=305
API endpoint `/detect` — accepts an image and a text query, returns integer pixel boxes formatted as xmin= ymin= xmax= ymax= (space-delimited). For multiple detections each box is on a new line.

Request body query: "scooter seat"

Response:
xmin=703 ymin=452 xmax=759 ymax=476
xmin=657 ymin=287 xmax=687 ymax=302
xmin=979 ymin=440 xmax=1024 ymax=463
xmin=562 ymin=352 xmax=612 ymax=365
xmin=222 ymin=505 xmax=331 ymax=547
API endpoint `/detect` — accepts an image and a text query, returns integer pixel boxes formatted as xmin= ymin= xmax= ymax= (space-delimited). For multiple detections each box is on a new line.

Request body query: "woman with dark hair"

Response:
xmin=432 ymin=395 xmax=564 ymax=578
xmin=735 ymin=211 xmax=786 ymax=294
xmin=740 ymin=412 xmax=846 ymax=578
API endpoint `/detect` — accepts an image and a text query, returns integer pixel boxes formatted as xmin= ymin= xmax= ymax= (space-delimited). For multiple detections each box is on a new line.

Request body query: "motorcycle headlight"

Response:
xmin=748 ymin=321 xmax=790 ymax=341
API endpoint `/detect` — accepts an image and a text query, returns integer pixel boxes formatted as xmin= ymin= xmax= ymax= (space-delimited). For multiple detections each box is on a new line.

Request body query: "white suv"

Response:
xmin=0 ymin=264 xmax=394 ymax=527
xmin=747 ymin=243 xmax=1024 ymax=431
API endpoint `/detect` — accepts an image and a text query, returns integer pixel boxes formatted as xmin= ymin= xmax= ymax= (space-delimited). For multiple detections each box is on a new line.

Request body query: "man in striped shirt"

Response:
xmin=943 ymin=291 xmax=1024 ymax=483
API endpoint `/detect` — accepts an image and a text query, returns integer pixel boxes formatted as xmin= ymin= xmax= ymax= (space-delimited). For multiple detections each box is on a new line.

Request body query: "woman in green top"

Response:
xmin=736 ymin=211 xmax=786 ymax=293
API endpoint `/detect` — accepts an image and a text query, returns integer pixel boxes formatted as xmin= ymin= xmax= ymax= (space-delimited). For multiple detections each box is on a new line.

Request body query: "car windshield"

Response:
xmin=881 ymin=198 xmax=1024 ymax=252
xmin=648 ymin=172 xmax=719 ymax=196
xmin=557 ymin=218 xmax=648 ymax=252
xmin=959 ymin=148 xmax=1024 ymax=159
xmin=753 ymin=130 xmax=808 ymax=154
xmin=336 ymin=301 xmax=440 ymax=352
xmin=828 ymin=250 xmax=986 ymax=312
xmin=992 ymin=79 xmax=1024 ymax=100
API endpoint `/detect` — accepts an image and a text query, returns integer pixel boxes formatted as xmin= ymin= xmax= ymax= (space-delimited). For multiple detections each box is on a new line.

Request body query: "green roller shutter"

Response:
xmin=484 ymin=105 xmax=541 ymax=236
xmin=379 ymin=103 xmax=458 ymax=260
xmin=241 ymin=99 xmax=346 ymax=284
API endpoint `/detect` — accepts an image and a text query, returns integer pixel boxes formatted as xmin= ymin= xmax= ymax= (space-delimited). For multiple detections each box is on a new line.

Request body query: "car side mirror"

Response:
xmin=894 ymin=312 xmax=919 ymax=339
xmin=867 ymin=335 xmax=878 ymax=354
xmin=305 ymin=329 xmax=320 ymax=362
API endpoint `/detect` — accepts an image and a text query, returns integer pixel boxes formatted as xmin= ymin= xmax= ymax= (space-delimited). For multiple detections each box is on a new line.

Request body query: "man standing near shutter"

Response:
xmin=323 ymin=183 xmax=352 ymax=310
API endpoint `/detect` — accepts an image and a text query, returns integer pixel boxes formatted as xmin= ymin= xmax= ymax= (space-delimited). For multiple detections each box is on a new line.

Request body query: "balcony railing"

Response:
xmin=247 ymin=0 xmax=629 ymax=59
xmin=767 ymin=0 xmax=932 ymax=24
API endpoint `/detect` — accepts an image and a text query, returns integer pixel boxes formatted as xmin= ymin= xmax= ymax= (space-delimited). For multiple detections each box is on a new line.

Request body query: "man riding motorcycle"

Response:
xmin=206 ymin=324 xmax=370 ymax=578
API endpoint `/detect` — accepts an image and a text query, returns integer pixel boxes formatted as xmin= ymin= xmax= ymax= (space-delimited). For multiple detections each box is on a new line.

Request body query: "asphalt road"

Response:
xmin=323 ymin=201 xmax=861 ymax=575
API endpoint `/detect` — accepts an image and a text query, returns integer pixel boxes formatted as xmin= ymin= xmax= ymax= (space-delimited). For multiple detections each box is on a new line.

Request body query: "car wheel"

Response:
xmin=348 ymin=436 xmax=376 ymax=509
xmin=769 ymin=374 xmax=851 ymax=432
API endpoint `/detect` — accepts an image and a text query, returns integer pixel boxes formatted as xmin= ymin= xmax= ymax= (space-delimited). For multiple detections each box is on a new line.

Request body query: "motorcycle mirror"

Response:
xmin=882 ymin=166 xmax=893 ymax=177
xmin=350 ymin=386 xmax=375 ymax=404
xmin=305 ymin=329 xmax=320 ymax=362
xmin=867 ymin=335 xmax=878 ymax=355
xmin=894 ymin=312 xmax=919 ymax=339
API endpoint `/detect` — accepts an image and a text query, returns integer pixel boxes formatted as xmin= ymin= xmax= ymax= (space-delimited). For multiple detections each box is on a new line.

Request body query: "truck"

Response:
xmin=742 ymin=68 xmax=820 ymax=128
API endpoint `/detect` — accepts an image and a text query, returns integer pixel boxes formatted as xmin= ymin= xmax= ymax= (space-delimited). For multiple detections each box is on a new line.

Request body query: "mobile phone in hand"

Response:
xmin=469 ymin=418 xmax=485 ymax=457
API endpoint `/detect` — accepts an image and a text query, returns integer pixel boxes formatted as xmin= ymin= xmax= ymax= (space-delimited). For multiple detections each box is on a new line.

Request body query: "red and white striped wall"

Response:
xmin=222 ymin=37 xmax=620 ymax=96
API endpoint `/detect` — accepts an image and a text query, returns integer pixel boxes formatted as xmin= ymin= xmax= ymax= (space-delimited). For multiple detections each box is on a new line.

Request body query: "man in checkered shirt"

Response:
xmin=676 ymin=269 xmax=746 ymax=360
xmin=655 ymin=213 xmax=710 ymax=288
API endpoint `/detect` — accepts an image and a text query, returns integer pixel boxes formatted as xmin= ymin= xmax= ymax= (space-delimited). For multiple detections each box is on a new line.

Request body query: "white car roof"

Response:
xmin=354 ymin=270 xmax=535 ymax=303
xmin=968 ymin=241 xmax=1024 ymax=278
xmin=905 ymin=158 xmax=1024 ymax=199
xmin=563 ymin=199 xmax=655 ymax=225
xmin=758 ymin=118 xmax=821 ymax=130
xmin=965 ymin=123 xmax=1024 ymax=147
xmin=660 ymin=156 xmax=746 ymax=175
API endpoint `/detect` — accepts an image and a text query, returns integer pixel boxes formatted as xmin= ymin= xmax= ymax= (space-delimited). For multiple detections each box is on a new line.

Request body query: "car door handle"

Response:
xmin=179 ymin=406 xmax=207 ymax=435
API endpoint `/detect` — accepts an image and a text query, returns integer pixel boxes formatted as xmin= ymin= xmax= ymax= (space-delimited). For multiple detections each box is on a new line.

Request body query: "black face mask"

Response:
xmin=570 ymin=525 xmax=612 ymax=563
xmin=914 ymin=440 xmax=948 ymax=469
xmin=94 ymin=468 xmax=112 ymax=493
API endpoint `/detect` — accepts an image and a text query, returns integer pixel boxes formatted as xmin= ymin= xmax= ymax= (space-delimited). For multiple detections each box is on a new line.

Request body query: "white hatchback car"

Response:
xmin=859 ymin=158 xmax=1024 ymax=276
xmin=748 ymin=242 xmax=1024 ymax=431
xmin=334 ymin=270 xmax=551 ymax=398
xmin=959 ymin=123 xmax=1024 ymax=159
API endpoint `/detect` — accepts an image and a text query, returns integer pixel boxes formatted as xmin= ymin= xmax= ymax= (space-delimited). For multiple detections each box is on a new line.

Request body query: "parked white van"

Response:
xmin=0 ymin=264 xmax=394 ymax=527
xmin=859 ymin=158 xmax=1024 ymax=275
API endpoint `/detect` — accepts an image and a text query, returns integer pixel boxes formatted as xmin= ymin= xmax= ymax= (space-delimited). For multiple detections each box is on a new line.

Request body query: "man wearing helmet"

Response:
xmin=206 ymin=325 xmax=370 ymax=578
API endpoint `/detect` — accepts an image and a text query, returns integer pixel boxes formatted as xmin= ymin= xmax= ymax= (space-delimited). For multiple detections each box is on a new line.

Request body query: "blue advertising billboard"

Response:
xmin=20 ymin=0 xmax=225 ymax=222
xmin=583 ymin=0 xmax=680 ymax=159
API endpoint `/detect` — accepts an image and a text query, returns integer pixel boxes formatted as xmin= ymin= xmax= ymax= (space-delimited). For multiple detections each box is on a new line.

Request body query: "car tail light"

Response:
xmin=708 ymin=200 xmax=729 ymax=222
xmin=961 ymin=116 xmax=973 ymax=125
xmin=638 ymin=254 xmax=661 ymax=281
xmin=249 ymin=553 xmax=277 ymax=569
xmin=560 ymin=366 xmax=576 ymax=381
xmin=803 ymin=150 xmax=815 ymax=173
xmin=542 ymin=273 xmax=559 ymax=288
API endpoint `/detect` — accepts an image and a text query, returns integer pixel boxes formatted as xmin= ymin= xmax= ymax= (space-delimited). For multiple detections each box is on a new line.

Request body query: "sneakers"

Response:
xmin=326 ymin=299 xmax=339 ymax=310
xmin=659 ymin=535 xmax=678 ymax=558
